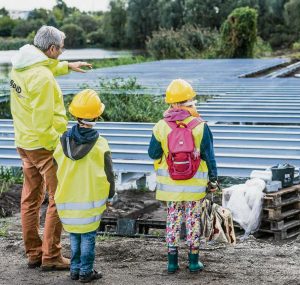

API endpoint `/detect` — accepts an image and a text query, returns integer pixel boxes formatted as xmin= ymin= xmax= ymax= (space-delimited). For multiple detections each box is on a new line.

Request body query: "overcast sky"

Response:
xmin=0 ymin=0 xmax=110 ymax=12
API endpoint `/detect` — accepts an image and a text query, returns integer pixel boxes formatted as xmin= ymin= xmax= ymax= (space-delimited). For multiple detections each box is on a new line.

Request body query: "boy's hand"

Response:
xmin=68 ymin=61 xmax=92 ymax=73
xmin=106 ymin=193 xmax=118 ymax=207
xmin=208 ymin=181 xmax=220 ymax=193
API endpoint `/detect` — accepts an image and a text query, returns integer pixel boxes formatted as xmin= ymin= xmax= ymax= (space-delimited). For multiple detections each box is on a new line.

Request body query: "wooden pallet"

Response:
xmin=259 ymin=220 xmax=300 ymax=240
xmin=264 ymin=185 xmax=300 ymax=208
xmin=263 ymin=201 xmax=300 ymax=220
xmin=260 ymin=212 xmax=300 ymax=231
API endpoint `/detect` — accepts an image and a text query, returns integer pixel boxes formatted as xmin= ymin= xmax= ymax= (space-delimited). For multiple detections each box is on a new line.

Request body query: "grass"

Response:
xmin=96 ymin=232 xmax=114 ymax=242
xmin=89 ymin=56 xmax=153 ymax=69
xmin=0 ymin=167 xmax=23 ymax=196
xmin=0 ymin=221 xmax=8 ymax=237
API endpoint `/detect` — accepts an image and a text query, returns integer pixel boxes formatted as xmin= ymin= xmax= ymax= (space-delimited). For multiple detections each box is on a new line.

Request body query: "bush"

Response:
xmin=292 ymin=41 xmax=300 ymax=51
xmin=66 ymin=77 xmax=167 ymax=122
xmin=146 ymin=25 xmax=218 ymax=60
xmin=87 ymin=29 xmax=104 ymax=46
xmin=0 ymin=16 xmax=15 ymax=37
xmin=99 ymin=78 xmax=167 ymax=122
xmin=254 ymin=37 xmax=272 ymax=57
xmin=220 ymin=7 xmax=257 ymax=58
xmin=0 ymin=37 xmax=28 ymax=50
xmin=60 ymin=24 xmax=86 ymax=48
xmin=11 ymin=19 xmax=42 ymax=38
xmin=146 ymin=28 xmax=190 ymax=59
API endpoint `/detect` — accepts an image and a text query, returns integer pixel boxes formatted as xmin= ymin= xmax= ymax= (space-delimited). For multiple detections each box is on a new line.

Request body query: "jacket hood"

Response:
xmin=11 ymin=44 xmax=49 ymax=70
xmin=60 ymin=125 xmax=99 ymax=160
xmin=163 ymin=108 xmax=191 ymax=122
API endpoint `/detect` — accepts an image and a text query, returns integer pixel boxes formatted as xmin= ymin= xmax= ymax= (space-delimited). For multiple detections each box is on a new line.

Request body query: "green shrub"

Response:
xmin=146 ymin=25 xmax=218 ymax=60
xmin=89 ymin=56 xmax=152 ymax=69
xmin=0 ymin=166 xmax=23 ymax=185
xmin=66 ymin=77 xmax=167 ymax=122
xmin=99 ymin=77 xmax=167 ymax=122
xmin=0 ymin=16 xmax=15 ymax=37
xmin=181 ymin=25 xmax=217 ymax=52
xmin=292 ymin=41 xmax=300 ymax=51
xmin=0 ymin=37 xmax=28 ymax=50
xmin=11 ymin=19 xmax=42 ymax=38
xmin=220 ymin=7 xmax=257 ymax=58
xmin=254 ymin=37 xmax=272 ymax=57
xmin=60 ymin=24 xmax=86 ymax=48
xmin=87 ymin=29 xmax=104 ymax=46
xmin=146 ymin=28 xmax=189 ymax=59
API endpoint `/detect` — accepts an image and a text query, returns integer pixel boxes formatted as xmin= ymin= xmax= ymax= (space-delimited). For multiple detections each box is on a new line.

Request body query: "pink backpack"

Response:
xmin=165 ymin=118 xmax=203 ymax=180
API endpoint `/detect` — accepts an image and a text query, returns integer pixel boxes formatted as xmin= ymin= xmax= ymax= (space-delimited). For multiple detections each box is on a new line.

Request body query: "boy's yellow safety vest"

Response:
xmin=54 ymin=137 xmax=110 ymax=233
xmin=152 ymin=116 xmax=208 ymax=202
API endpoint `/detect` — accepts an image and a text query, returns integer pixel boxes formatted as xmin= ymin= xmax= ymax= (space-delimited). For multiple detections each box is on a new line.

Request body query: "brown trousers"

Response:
xmin=17 ymin=147 xmax=62 ymax=263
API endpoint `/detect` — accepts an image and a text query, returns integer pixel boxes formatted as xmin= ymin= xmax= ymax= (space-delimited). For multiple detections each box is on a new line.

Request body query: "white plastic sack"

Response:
xmin=222 ymin=178 xmax=265 ymax=237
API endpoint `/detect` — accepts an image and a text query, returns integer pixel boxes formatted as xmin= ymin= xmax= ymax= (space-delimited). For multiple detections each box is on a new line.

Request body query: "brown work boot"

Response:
xmin=28 ymin=257 xmax=42 ymax=269
xmin=41 ymin=256 xmax=70 ymax=271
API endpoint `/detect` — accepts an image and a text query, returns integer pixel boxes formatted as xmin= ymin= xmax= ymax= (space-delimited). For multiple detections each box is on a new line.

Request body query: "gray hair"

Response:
xmin=34 ymin=26 xmax=66 ymax=51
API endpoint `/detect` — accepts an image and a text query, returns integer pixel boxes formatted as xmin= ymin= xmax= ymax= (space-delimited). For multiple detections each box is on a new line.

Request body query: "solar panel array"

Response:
xmin=2 ymin=58 xmax=300 ymax=177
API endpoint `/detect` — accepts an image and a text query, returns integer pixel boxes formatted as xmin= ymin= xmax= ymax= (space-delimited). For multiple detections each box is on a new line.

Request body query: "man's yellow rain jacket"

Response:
xmin=10 ymin=44 xmax=69 ymax=151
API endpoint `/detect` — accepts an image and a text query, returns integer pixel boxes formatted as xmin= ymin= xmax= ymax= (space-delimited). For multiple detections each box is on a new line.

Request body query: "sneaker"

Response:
xmin=70 ymin=271 xmax=79 ymax=280
xmin=79 ymin=270 xmax=102 ymax=283
xmin=41 ymin=256 xmax=70 ymax=271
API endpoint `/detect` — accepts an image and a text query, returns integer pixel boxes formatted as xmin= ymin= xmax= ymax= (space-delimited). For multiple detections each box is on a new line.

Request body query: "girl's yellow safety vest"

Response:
xmin=153 ymin=117 xmax=208 ymax=202
xmin=54 ymin=137 xmax=110 ymax=234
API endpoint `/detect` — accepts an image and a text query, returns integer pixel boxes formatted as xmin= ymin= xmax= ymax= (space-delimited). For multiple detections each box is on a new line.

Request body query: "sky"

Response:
xmin=0 ymin=0 xmax=110 ymax=12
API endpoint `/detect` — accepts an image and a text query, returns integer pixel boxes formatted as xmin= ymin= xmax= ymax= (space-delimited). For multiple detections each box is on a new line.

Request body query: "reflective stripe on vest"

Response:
xmin=156 ymin=183 xmax=206 ymax=193
xmin=157 ymin=169 xmax=208 ymax=180
xmin=56 ymin=198 xmax=107 ymax=211
xmin=61 ymin=214 xmax=102 ymax=225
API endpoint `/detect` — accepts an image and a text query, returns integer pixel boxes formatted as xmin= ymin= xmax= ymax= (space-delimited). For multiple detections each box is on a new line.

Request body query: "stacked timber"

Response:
xmin=259 ymin=185 xmax=300 ymax=240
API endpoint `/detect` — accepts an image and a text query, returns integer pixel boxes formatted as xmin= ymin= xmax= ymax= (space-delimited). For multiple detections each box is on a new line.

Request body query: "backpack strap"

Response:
xmin=164 ymin=117 xmax=204 ymax=130
xmin=164 ymin=119 xmax=178 ymax=130
xmin=186 ymin=117 xmax=204 ymax=130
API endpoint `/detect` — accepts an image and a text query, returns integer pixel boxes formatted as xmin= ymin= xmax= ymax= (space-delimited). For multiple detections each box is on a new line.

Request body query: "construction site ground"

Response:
xmin=0 ymin=185 xmax=300 ymax=285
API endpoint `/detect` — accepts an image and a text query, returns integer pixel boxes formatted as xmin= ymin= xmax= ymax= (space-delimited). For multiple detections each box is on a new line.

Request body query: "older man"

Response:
xmin=10 ymin=26 xmax=92 ymax=270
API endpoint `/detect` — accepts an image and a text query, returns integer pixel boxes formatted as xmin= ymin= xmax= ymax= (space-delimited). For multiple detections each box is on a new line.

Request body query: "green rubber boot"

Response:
xmin=167 ymin=247 xmax=179 ymax=274
xmin=188 ymin=252 xmax=204 ymax=273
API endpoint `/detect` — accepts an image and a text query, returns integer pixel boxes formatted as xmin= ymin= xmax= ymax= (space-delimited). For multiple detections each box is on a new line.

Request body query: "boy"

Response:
xmin=54 ymin=89 xmax=115 ymax=283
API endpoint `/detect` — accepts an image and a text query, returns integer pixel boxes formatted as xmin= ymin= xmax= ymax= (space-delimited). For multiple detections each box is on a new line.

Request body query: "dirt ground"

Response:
xmin=0 ymin=221 xmax=300 ymax=285
xmin=0 ymin=187 xmax=300 ymax=285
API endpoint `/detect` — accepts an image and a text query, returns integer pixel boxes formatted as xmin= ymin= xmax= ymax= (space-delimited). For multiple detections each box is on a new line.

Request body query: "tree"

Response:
xmin=61 ymin=24 xmax=86 ymax=48
xmin=284 ymin=0 xmax=300 ymax=40
xmin=28 ymin=8 xmax=50 ymax=22
xmin=0 ymin=7 xmax=9 ymax=17
xmin=256 ymin=0 xmax=287 ymax=47
xmin=127 ymin=0 xmax=160 ymax=48
xmin=158 ymin=0 xmax=185 ymax=30
xmin=102 ymin=0 xmax=127 ymax=47
xmin=87 ymin=29 xmax=104 ymax=46
xmin=52 ymin=0 xmax=78 ymax=25
xmin=12 ymin=19 xmax=43 ymax=38
xmin=184 ymin=0 xmax=238 ymax=29
xmin=0 ymin=16 xmax=16 ymax=37
xmin=220 ymin=7 xmax=258 ymax=58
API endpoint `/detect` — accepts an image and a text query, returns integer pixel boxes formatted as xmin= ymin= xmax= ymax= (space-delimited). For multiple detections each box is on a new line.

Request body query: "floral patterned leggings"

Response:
xmin=166 ymin=201 xmax=201 ymax=251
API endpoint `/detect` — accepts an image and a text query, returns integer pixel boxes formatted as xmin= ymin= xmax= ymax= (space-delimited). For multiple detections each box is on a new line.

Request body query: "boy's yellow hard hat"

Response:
xmin=69 ymin=89 xmax=105 ymax=119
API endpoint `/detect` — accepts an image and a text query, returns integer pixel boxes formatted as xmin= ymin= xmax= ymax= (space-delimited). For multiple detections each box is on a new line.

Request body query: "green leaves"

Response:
xmin=73 ymin=77 xmax=167 ymax=122
xmin=220 ymin=7 xmax=258 ymax=58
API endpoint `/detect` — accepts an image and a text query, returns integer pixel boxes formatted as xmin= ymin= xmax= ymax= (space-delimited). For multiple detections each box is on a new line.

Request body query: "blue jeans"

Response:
xmin=69 ymin=230 xmax=97 ymax=276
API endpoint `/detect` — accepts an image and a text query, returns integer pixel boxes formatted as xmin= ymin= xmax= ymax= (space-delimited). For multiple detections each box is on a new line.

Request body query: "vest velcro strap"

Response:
xmin=157 ymin=183 xmax=206 ymax=193
xmin=186 ymin=118 xmax=204 ymax=129
xmin=157 ymin=169 xmax=208 ymax=180
xmin=61 ymin=214 xmax=102 ymax=225
xmin=56 ymin=198 xmax=107 ymax=211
